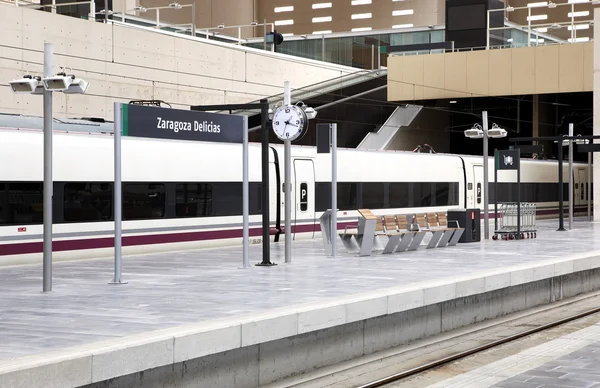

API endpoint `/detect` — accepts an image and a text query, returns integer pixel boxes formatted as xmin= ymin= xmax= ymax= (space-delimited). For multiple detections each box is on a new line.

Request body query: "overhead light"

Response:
xmin=449 ymin=100 xmax=457 ymax=104
xmin=506 ymin=6 xmax=515 ymax=11
xmin=250 ymin=21 xmax=258 ymax=26
xmin=312 ymin=2 xmax=332 ymax=9
xmin=548 ymin=1 xmax=557 ymax=8
xmin=464 ymin=126 xmax=484 ymax=139
xmin=63 ymin=78 xmax=89 ymax=94
xmin=42 ymin=73 xmax=74 ymax=91
xmin=274 ymin=6 xmax=294 ymax=12
xmin=536 ymin=27 xmax=548 ymax=32
xmin=275 ymin=20 xmax=294 ymax=26
xmin=568 ymin=11 xmax=589 ymax=17
xmin=217 ymin=24 xmax=225 ymax=29
xmin=352 ymin=27 xmax=372 ymax=32
xmin=568 ymin=23 xmax=590 ymax=30
xmin=312 ymin=16 xmax=332 ymax=23
xmin=488 ymin=124 xmax=507 ymax=138
xmin=527 ymin=14 xmax=548 ymax=21
xmin=351 ymin=0 xmax=371 ymax=4
xmin=527 ymin=2 xmax=548 ymax=7
xmin=351 ymin=13 xmax=372 ymax=19
xmin=9 ymin=75 xmax=41 ymax=93
xmin=392 ymin=24 xmax=414 ymax=28
xmin=168 ymin=2 xmax=181 ymax=9
xmin=313 ymin=30 xmax=332 ymax=34
xmin=392 ymin=9 xmax=414 ymax=16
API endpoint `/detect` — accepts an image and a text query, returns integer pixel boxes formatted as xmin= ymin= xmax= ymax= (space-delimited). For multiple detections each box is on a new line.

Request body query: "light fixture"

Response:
xmin=168 ymin=2 xmax=181 ymax=9
xmin=507 ymin=6 xmax=515 ymax=11
xmin=464 ymin=123 xmax=484 ymax=138
xmin=250 ymin=21 xmax=258 ymax=26
xmin=449 ymin=100 xmax=457 ymax=104
xmin=42 ymin=72 xmax=74 ymax=91
xmin=62 ymin=78 xmax=89 ymax=94
xmin=9 ymin=75 xmax=41 ymax=93
xmin=217 ymin=24 xmax=225 ymax=29
xmin=487 ymin=123 xmax=507 ymax=138
xmin=548 ymin=1 xmax=557 ymax=8
xmin=133 ymin=5 xmax=147 ymax=12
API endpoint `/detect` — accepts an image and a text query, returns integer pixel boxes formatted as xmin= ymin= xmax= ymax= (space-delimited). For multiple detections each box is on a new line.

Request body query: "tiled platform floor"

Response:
xmin=0 ymin=218 xmax=598 ymax=361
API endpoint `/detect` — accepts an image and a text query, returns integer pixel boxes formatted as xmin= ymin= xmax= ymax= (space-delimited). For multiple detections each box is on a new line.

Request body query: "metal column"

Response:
xmin=482 ymin=111 xmax=490 ymax=240
xmin=284 ymin=81 xmax=292 ymax=263
xmin=42 ymin=42 xmax=54 ymax=292
xmin=242 ymin=116 xmax=250 ymax=268
xmin=258 ymin=99 xmax=273 ymax=266
xmin=331 ymin=123 xmax=337 ymax=257
xmin=110 ymin=102 xmax=125 ymax=284
xmin=588 ymin=151 xmax=592 ymax=222
xmin=568 ymin=123 xmax=574 ymax=230
xmin=558 ymin=143 xmax=565 ymax=231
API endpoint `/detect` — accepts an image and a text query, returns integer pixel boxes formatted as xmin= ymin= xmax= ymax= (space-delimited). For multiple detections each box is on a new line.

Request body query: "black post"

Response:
xmin=257 ymin=99 xmax=276 ymax=266
xmin=557 ymin=143 xmax=565 ymax=231
xmin=494 ymin=149 xmax=498 ymax=234
xmin=517 ymin=148 xmax=521 ymax=238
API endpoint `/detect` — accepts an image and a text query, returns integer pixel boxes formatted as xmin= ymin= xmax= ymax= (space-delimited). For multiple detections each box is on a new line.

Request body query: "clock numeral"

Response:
xmin=286 ymin=132 xmax=289 ymax=137
xmin=296 ymin=120 xmax=299 ymax=125
xmin=275 ymin=121 xmax=279 ymax=126
xmin=285 ymin=108 xmax=290 ymax=113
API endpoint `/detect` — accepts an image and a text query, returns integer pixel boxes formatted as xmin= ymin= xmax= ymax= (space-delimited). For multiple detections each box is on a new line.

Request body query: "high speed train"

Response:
xmin=0 ymin=115 xmax=591 ymax=265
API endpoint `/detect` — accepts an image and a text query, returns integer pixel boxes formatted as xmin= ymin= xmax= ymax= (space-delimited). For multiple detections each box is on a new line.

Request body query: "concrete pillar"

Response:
xmin=594 ymin=9 xmax=600 ymax=221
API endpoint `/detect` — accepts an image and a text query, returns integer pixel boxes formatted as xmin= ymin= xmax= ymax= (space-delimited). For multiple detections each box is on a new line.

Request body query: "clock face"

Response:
xmin=272 ymin=105 xmax=308 ymax=141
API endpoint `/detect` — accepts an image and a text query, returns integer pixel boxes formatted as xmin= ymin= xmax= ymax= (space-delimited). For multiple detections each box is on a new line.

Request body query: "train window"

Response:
xmin=338 ymin=183 xmax=358 ymax=210
xmin=315 ymin=182 xmax=331 ymax=212
xmin=434 ymin=182 xmax=459 ymax=206
xmin=123 ymin=183 xmax=165 ymax=220
xmin=414 ymin=182 xmax=432 ymax=207
xmin=212 ymin=182 xmax=243 ymax=216
xmin=389 ymin=183 xmax=410 ymax=208
xmin=0 ymin=182 xmax=43 ymax=225
xmin=175 ymin=183 xmax=212 ymax=217
xmin=362 ymin=183 xmax=384 ymax=209
xmin=0 ymin=183 xmax=5 ymax=224
xmin=63 ymin=183 xmax=113 ymax=222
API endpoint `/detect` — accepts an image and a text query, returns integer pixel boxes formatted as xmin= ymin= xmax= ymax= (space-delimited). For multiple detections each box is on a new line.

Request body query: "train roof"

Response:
xmin=0 ymin=113 xmax=114 ymax=134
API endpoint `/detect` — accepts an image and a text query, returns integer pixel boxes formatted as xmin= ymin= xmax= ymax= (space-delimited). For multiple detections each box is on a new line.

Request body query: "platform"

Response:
xmin=2 ymin=218 xmax=600 ymax=387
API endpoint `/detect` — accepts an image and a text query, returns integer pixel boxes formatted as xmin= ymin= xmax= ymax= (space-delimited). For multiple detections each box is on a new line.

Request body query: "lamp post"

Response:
xmin=464 ymin=111 xmax=507 ymax=240
xmin=8 ymin=43 xmax=89 ymax=292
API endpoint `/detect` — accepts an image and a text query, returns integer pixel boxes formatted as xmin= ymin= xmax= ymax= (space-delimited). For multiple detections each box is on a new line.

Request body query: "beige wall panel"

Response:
xmin=488 ymin=49 xmax=512 ymax=96
xmin=584 ymin=42 xmax=593 ymax=91
xmin=173 ymin=39 xmax=246 ymax=81
xmin=558 ymin=44 xmax=585 ymax=93
xmin=401 ymin=55 xmax=425 ymax=100
xmin=466 ymin=50 xmax=489 ymax=97
xmin=0 ymin=58 xmax=26 ymax=74
xmin=422 ymin=53 xmax=445 ymax=100
xmin=106 ymin=62 xmax=180 ymax=86
xmin=510 ymin=47 xmax=535 ymax=95
xmin=444 ymin=52 xmax=468 ymax=99
xmin=534 ymin=45 xmax=559 ymax=94
xmin=387 ymin=56 xmax=415 ymax=102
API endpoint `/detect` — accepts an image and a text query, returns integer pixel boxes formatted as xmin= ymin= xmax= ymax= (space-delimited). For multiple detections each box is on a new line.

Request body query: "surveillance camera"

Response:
xmin=63 ymin=78 xmax=89 ymax=94
xmin=464 ymin=128 xmax=484 ymax=138
xmin=43 ymin=73 xmax=75 ymax=91
xmin=9 ymin=75 xmax=41 ymax=93
xmin=487 ymin=127 xmax=507 ymax=138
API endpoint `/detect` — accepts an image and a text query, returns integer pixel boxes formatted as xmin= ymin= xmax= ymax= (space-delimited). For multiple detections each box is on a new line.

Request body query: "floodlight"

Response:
xmin=63 ymin=78 xmax=89 ymax=94
xmin=304 ymin=106 xmax=317 ymax=119
xmin=464 ymin=128 xmax=484 ymax=138
xmin=487 ymin=124 xmax=507 ymax=138
xmin=9 ymin=75 xmax=40 ymax=93
xmin=43 ymin=73 xmax=74 ymax=91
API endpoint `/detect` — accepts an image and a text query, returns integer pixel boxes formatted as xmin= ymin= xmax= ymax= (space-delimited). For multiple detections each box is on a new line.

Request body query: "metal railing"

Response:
xmin=486 ymin=1 xmax=595 ymax=49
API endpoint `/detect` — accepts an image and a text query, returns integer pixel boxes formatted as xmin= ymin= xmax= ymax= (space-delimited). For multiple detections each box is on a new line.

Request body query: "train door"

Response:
xmin=473 ymin=165 xmax=484 ymax=209
xmin=293 ymin=159 xmax=316 ymax=238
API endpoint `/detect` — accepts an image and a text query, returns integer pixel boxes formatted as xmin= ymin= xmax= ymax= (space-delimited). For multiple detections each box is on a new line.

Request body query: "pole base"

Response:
xmin=255 ymin=262 xmax=278 ymax=267
xmin=108 ymin=280 xmax=128 ymax=285
xmin=556 ymin=228 xmax=566 ymax=231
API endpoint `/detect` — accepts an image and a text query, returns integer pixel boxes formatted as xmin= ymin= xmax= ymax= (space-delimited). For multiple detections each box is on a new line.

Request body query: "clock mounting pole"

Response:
xmin=284 ymin=80 xmax=292 ymax=264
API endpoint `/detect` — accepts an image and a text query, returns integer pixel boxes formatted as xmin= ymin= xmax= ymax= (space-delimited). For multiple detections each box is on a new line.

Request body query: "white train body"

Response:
xmin=0 ymin=124 xmax=591 ymax=266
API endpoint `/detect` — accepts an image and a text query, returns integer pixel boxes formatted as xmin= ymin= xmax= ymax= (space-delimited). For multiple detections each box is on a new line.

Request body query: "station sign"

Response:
xmin=122 ymin=104 xmax=244 ymax=144
xmin=496 ymin=149 xmax=520 ymax=171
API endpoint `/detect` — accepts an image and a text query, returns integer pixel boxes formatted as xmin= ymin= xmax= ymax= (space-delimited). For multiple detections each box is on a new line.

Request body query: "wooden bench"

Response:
xmin=426 ymin=213 xmax=457 ymax=248
xmin=383 ymin=214 xmax=426 ymax=253
xmin=338 ymin=208 xmax=381 ymax=256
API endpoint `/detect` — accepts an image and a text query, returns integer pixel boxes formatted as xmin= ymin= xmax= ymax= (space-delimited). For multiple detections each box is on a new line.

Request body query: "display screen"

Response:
xmin=447 ymin=4 xmax=487 ymax=31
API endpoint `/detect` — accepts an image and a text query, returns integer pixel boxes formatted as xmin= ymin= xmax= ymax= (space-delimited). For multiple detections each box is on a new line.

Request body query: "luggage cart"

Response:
xmin=492 ymin=202 xmax=537 ymax=240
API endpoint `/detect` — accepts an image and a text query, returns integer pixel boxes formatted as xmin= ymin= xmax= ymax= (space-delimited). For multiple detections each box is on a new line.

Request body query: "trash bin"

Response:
xmin=447 ymin=208 xmax=480 ymax=243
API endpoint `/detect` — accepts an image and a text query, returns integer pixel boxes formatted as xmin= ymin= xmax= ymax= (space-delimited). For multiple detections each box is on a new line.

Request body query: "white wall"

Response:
xmin=0 ymin=4 xmax=360 ymax=120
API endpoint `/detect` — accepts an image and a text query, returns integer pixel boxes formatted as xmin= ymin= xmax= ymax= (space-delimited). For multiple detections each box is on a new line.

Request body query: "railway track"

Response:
xmin=357 ymin=305 xmax=600 ymax=388
xmin=263 ymin=291 xmax=600 ymax=388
